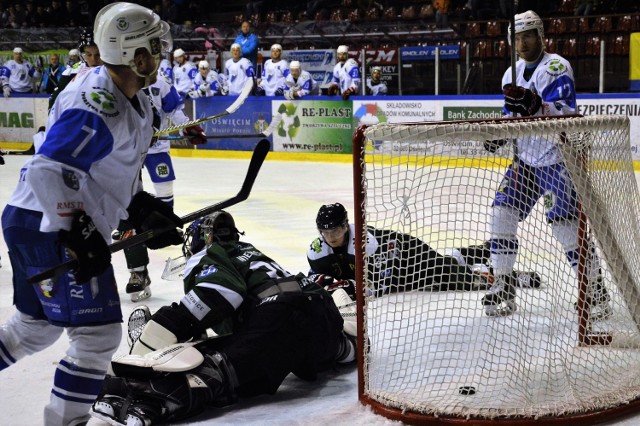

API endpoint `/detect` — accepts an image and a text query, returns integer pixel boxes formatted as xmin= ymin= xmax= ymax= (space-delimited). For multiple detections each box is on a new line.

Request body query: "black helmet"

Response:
xmin=182 ymin=211 xmax=239 ymax=258
xmin=78 ymin=28 xmax=96 ymax=53
xmin=316 ymin=203 xmax=348 ymax=230
xmin=200 ymin=210 xmax=239 ymax=243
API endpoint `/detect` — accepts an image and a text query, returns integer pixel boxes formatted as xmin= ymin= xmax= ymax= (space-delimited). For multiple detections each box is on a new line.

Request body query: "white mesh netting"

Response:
xmin=355 ymin=115 xmax=640 ymax=422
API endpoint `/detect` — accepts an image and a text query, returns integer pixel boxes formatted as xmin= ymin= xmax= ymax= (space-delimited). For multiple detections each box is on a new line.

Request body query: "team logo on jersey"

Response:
xmin=82 ymin=88 xmax=119 ymax=118
xmin=543 ymin=191 xmax=557 ymax=213
xmin=546 ymin=59 xmax=566 ymax=76
xmin=62 ymin=168 xmax=80 ymax=190
xmin=198 ymin=265 xmax=218 ymax=278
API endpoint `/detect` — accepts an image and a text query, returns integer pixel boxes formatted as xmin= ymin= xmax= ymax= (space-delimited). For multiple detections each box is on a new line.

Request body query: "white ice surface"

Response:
xmin=0 ymin=153 xmax=638 ymax=425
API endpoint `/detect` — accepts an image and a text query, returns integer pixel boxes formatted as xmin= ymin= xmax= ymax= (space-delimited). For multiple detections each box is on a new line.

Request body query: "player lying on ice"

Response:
xmin=307 ymin=203 xmax=542 ymax=299
xmin=90 ymin=211 xmax=357 ymax=425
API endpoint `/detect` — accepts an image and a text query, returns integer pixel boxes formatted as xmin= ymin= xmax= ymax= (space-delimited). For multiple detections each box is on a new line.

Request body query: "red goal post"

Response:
xmin=351 ymin=115 xmax=640 ymax=424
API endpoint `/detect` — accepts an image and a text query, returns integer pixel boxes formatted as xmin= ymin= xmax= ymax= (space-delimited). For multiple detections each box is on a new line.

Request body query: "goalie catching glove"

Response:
xmin=126 ymin=191 xmax=183 ymax=249
xmin=503 ymin=84 xmax=542 ymax=116
xmin=180 ymin=125 xmax=206 ymax=145
xmin=59 ymin=211 xmax=111 ymax=282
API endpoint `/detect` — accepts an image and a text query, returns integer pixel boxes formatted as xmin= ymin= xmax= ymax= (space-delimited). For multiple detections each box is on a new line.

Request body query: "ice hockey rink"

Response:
xmin=1 ymin=150 xmax=640 ymax=426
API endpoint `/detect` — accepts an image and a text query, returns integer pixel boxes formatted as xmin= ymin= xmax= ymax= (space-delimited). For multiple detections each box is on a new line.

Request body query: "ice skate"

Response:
xmin=127 ymin=269 xmax=152 ymax=302
xmin=513 ymin=270 xmax=542 ymax=288
xmin=482 ymin=275 xmax=517 ymax=316
xmin=92 ymin=394 xmax=161 ymax=426
xmin=576 ymin=278 xmax=612 ymax=323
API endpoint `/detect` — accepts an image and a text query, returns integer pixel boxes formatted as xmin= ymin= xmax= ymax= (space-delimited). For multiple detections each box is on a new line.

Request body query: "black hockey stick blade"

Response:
xmin=27 ymin=139 xmax=270 ymax=284
xmin=154 ymin=79 xmax=254 ymax=136
xmin=3 ymin=144 xmax=35 ymax=155
xmin=158 ymin=114 xmax=282 ymax=141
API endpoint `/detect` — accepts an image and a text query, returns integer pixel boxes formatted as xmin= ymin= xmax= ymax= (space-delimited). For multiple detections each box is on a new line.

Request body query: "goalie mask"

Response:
xmin=94 ymin=2 xmax=172 ymax=82
xmin=182 ymin=211 xmax=240 ymax=257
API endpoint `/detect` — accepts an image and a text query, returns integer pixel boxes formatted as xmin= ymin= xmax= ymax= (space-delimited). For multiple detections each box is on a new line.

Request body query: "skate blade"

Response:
xmin=90 ymin=406 xmax=124 ymax=426
xmin=130 ymin=288 xmax=152 ymax=302
xmin=485 ymin=301 xmax=517 ymax=317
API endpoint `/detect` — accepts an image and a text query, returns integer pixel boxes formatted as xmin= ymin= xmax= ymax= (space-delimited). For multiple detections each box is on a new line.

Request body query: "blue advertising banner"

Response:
xmin=192 ymin=97 xmax=274 ymax=150
xmin=400 ymin=45 xmax=460 ymax=61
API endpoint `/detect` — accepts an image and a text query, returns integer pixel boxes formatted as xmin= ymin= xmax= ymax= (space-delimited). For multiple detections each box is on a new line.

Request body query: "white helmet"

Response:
xmin=94 ymin=2 xmax=172 ymax=67
xmin=337 ymin=45 xmax=349 ymax=54
xmin=508 ymin=10 xmax=544 ymax=44
xmin=198 ymin=60 xmax=210 ymax=70
xmin=270 ymin=43 xmax=282 ymax=51
xmin=289 ymin=60 xmax=301 ymax=69
xmin=173 ymin=48 xmax=185 ymax=58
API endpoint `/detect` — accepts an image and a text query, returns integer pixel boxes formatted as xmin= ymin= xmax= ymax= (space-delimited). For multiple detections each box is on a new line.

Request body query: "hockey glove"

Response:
xmin=274 ymin=88 xmax=284 ymax=96
xmin=3 ymin=84 xmax=10 ymax=98
xmin=182 ymin=125 xmax=207 ymax=145
xmin=309 ymin=274 xmax=356 ymax=299
xmin=284 ymin=90 xmax=295 ymax=100
xmin=59 ymin=211 xmax=111 ymax=283
xmin=254 ymin=86 xmax=265 ymax=96
xmin=126 ymin=191 xmax=183 ymax=249
xmin=503 ymin=84 xmax=542 ymax=116
xmin=186 ymin=90 xmax=199 ymax=99
xmin=483 ymin=139 xmax=508 ymax=153
xmin=0 ymin=150 xmax=4 ymax=165
xmin=327 ymin=84 xmax=340 ymax=96
xmin=342 ymin=87 xmax=356 ymax=100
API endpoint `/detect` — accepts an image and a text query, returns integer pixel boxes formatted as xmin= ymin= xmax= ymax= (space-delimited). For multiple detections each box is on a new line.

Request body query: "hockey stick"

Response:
xmin=2 ymin=144 xmax=35 ymax=155
xmin=27 ymin=138 xmax=270 ymax=284
xmin=158 ymin=113 xmax=282 ymax=141
xmin=154 ymin=78 xmax=254 ymax=136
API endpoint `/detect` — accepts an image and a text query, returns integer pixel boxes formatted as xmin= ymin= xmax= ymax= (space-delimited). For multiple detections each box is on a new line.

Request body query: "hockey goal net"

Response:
xmin=352 ymin=115 xmax=640 ymax=424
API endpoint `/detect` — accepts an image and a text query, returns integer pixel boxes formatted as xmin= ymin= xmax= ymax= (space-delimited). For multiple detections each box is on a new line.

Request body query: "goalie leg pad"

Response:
xmin=331 ymin=288 xmax=356 ymax=337
xmin=95 ymin=351 xmax=239 ymax=424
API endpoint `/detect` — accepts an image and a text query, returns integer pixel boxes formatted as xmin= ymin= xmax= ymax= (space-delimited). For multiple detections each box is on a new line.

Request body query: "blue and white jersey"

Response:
xmin=194 ymin=70 xmax=221 ymax=96
xmin=225 ymin=57 xmax=254 ymax=96
xmin=4 ymin=59 xmax=40 ymax=93
xmin=8 ymin=65 xmax=154 ymax=241
xmin=258 ymin=59 xmax=288 ymax=96
xmin=173 ymin=60 xmax=197 ymax=95
xmin=284 ymin=69 xmax=319 ymax=97
xmin=501 ymin=52 xmax=576 ymax=167
xmin=145 ymin=77 xmax=189 ymax=155
xmin=366 ymin=78 xmax=387 ymax=96
xmin=332 ymin=58 xmax=361 ymax=94
xmin=158 ymin=58 xmax=173 ymax=83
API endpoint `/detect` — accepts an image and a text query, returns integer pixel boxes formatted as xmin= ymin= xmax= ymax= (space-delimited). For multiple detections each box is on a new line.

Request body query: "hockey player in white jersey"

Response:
xmin=328 ymin=45 xmax=361 ymax=100
xmin=283 ymin=60 xmax=319 ymax=99
xmin=190 ymin=60 xmax=222 ymax=97
xmin=256 ymin=43 xmax=288 ymax=96
xmin=2 ymin=47 xmax=41 ymax=95
xmin=172 ymin=48 xmax=197 ymax=97
xmin=120 ymin=76 xmax=206 ymax=302
xmin=158 ymin=55 xmax=173 ymax=83
xmin=481 ymin=10 xmax=610 ymax=319
xmin=225 ymin=43 xmax=255 ymax=96
xmin=365 ymin=66 xmax=387 ymax=96
xmin=0 ymin=4 xmax=181 ymax=425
